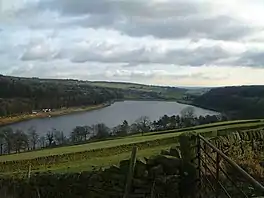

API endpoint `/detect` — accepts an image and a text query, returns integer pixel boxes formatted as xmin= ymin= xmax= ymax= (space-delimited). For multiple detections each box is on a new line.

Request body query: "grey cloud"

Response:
xmin=36 ymin=0 xmax=254 ymax=40
xmin=234 ymin=51 xmax=264 ymax=67
xmin=64 ymin=42 xmax=230 ymax=66
xmin=39 ymin=0 xmax=200 ymax=18
xmin=167 ymin=46 xmax=229 ymax=66
xmin=117 ymin=15 xmax=252 ymax=40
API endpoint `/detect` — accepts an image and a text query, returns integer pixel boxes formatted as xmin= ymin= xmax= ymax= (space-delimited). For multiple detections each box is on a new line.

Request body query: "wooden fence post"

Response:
xmin=28 ymin=164 xmax=32 ymax=179
xmin=123 ymin=146 xmax=138 ymax=198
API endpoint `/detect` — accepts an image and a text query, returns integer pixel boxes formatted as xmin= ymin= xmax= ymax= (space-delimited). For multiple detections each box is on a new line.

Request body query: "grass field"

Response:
xmin=91 ymin=81 xmax=186 ymax=100
xmin=0 ymin=119 xmax=263 ymax=162
xmin=5 ymin=144 xmax=176 ymax=175
xmin=91 ymin=81 xmax=164 ymax=92
xmin=1 ymin=119 xmax=263 ymax=174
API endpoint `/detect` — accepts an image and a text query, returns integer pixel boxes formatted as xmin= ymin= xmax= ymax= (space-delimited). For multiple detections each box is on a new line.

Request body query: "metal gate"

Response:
xmin=197 ymin=135 xmax=264 ymax=198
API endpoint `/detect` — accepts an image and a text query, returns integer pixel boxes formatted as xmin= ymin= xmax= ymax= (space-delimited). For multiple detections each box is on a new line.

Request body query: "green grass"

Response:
xmin=1 ymin=119 xmax=264 ymax=174
xmin=91 ymin=82 xmax=161 ymax=91
xmin=1 ymin=144 xmax=176 ymax=175
xmin=91 ymin=81 xmax=186 ymax=100
xmin=1 ymin=119 xmax=263 ymax=162
xmin=39 ymin=144 xmax=176 ymax=173
xmin=0 ymin=132 xmax=182 ymax=162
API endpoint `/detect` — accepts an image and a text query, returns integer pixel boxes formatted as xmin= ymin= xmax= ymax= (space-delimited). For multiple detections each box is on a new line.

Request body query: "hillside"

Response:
xmin=0 ymin=75 xmax=186 ymax=119
xmin=193 ymin=85 xmax=264 ymax=119
xmin=0 ymin=75 xmax=124 ymax=118
xmin=90 ymin=81 xmax=187 ymax=100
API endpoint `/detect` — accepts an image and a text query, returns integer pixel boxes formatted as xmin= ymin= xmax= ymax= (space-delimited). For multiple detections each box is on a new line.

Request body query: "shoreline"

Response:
xmin=0 ymin=103 xmax=111 ymax=128
xmin=176 ymin=100 xmax=219 ymax=113
xmin=0 ymin=99 xmax=217 ymax=128
xmin=0 ymin=99 xmax=179 ymax=127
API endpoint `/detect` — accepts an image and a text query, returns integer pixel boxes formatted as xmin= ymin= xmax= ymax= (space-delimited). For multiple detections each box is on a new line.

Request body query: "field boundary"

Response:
xmin=0 ymin=120 xmax=264 ymax=164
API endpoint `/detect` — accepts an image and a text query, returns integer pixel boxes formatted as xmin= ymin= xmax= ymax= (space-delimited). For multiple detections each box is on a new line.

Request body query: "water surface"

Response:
xmin=4 ymin=101 xmax=217 ymax=136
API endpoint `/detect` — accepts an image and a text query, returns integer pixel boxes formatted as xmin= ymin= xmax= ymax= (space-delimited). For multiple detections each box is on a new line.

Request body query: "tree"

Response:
xmin=0 ymin=131 xmax=4 ymax=155
xmin=71 ymin=126 xmax=85 ymax=143
xmin=54 ymin=129 xmax=66 ymax=145
xmin=134 ymin=116 xmax=151 ymax=135
xmin=93 ymin=123 xmax=110 ymax=139
xmin=2 ymin=127 xmax=14 ymax=154
xmin=13 ymin=129 xmax=28 ymax=153
xmin=169 ymin=115 xmax=180 ymax=129
xmin=113 ymin=120 xmax=130 ymax=137
xmin=28 ymin=126 xmax=39 ymax=150
xmin=39 ymin=136 xmax=46 ymax=148
xmin=180 ymin=107 xmax=196 ymax=127
xmin=83 ymin=126 xmax=92 ymax=141
xmin=180 ymin=107 xmax=195 ymax=119
xmin=0 ymin=75 xmax=124 ymax=118
xmin=153 ymin=115 xmax=171 ymax=131
xmin=46 ymin=130 xmax=54 ymax=147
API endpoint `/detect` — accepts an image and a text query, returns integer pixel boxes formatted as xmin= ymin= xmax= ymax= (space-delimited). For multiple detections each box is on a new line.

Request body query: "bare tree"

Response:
xmin=83 ymin=126 xmax=92 ymax=141
xmin=39 ymin=136 xmax=46 ymax=148
xmin=13 ymin=129 xmax=28 ymax=153
xmin=54 ymin=129 xmax=66 ymax=145
xmin=46 ymin=130 xmax=54 ymax=147
xmin=0 ymin=130 xmax=4 ymax=155
xmin=71 ymin=126 xmax=84 ymax=143
xmin=113 ymin=120 xmax=130 ymax=137
xmin=28 ymin=126 xmax=39 ymax=150
xmin=2 ymin=127 xmax=14 ymax=154
xmin=180 ymin=107 xmax=195 ymax=119
xmin=180 ymin=107 xmax=196 ymax=127
xmin=93 ymin=123 xmax=110 ymax=139
xmin=134 ymin=116 xmax=151 ymax=135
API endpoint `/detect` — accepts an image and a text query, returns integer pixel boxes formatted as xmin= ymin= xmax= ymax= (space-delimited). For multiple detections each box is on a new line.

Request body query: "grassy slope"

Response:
xmin=11 ymin=144 xmax=176 ymax=174
xmin=1 ymin=120 xmax=264 ymax=174
xmin=1 ymin=119 xmax=263 ymax=162
xmin=91 ymin=81 xmax=162 ymax=91
xmin=91 ymin=81 xmax=186 ymax=100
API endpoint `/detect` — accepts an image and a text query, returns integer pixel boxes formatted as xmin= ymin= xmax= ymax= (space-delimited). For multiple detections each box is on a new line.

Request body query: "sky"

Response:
xmin=1 ymin=0 xmax=264 ymax=87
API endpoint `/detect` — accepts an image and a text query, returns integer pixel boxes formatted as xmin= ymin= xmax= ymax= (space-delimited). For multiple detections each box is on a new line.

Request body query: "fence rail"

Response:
xmin=197 ymin=135 xmax=264 ymax=198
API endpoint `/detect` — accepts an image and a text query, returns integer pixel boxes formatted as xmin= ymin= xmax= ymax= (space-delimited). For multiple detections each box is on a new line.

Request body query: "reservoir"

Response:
xmin=4 ymin=101 xmax=217 ymax=136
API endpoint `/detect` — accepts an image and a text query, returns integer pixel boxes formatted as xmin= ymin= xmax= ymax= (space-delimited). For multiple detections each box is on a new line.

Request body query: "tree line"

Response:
xmin=0 ymin=107 xmax=225 ymax=155
xmin=193 ymin=85 xmax=264 ymax=119
xmin=0 ymin=75 xmax=124 ymax=117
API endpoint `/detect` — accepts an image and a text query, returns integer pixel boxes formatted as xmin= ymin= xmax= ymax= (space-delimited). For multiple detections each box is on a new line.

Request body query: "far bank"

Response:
xmin=2 ymin=100 xmax=218 ymax=136
xmin=0 ymin=103 xmax=111 ymax=128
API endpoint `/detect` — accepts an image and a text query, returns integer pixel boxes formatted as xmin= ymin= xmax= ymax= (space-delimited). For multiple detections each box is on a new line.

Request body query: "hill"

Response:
xmin=0 ymin=75 xmax=124 ymax=118
xmin=90 ymin=81 xmax=187 ymax=100
xmin=193 ymin=85 xmax=264 ymax=119
xmin=0 ymin=75 xmax=186 ymax=120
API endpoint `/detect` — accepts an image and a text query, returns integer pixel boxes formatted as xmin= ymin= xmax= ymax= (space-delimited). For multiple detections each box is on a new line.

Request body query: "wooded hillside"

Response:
xmin=0 ymin=75 xmax=124 ymax=117
xmin=193 ymin=86 xmax=264 ymax=119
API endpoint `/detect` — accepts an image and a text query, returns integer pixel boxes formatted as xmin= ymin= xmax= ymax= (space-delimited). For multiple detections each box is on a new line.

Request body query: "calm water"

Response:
xmin=3 ymin=101 xmax=217 ymax=136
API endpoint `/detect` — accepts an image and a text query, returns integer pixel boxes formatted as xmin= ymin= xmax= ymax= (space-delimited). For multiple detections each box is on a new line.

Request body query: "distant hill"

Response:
xmin=0 ymin=75 xmax=125 ymax=117
xmin=193 ymin=85 xmax=264 ymax=119
xmin=0 ymin=75 xmax=187 ymax=117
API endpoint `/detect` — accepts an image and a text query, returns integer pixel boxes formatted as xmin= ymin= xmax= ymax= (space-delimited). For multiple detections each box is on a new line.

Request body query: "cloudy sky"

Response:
xmin=1 ymin=0 xmax=264 ymax=87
